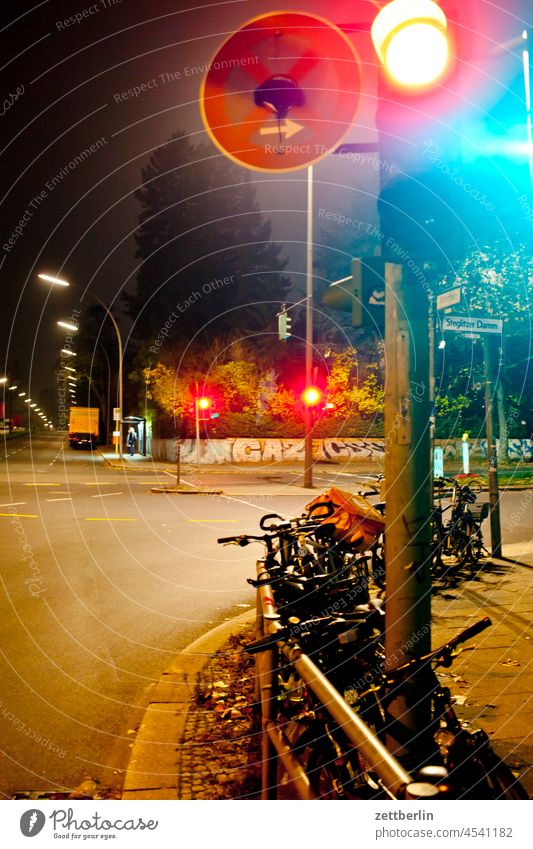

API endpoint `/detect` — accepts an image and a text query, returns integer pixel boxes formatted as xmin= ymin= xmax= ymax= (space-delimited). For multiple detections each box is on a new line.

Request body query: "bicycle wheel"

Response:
xmin=467 ymin=532 xmax=484 ymax=569
xmin=448 ymin=730 xmax=529 ymax=800
xmin=450 ymin=518 xmax=472 ymax=568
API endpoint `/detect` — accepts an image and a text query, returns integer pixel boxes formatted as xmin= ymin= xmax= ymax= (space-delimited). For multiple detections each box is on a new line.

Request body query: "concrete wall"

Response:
xmin=151 ymin=437 xmax=533 ymax=464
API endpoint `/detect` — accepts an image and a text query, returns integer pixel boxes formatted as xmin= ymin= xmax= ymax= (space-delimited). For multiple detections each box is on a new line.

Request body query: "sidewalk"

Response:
xmin=121 ymin=546 xmax=533 ymax=799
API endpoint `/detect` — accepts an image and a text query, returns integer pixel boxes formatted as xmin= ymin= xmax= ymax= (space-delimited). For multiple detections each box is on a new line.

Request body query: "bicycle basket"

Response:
xmin=306 ymin=487 xmax=385 ymax=550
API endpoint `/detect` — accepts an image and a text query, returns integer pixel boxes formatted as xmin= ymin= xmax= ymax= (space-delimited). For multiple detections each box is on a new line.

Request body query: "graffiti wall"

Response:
xmin=151 ymin=437 xmax=533 ymax=464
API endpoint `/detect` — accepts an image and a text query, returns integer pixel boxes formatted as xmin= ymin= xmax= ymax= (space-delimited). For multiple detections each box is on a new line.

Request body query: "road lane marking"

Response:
xmin=24 ymin=483 xmax=61 ymax=487
xmin=84 ymin=517 xmax=136 ymax=522
xmin=91 ymin=492 xmax=124 ymax=498
xmin=0 ymin=502 xmax=27 ymax=507
xmin=46 ymin=497 xmax=73 ymax=502
xmin=187 ymin=519 xmax=240 ymax=523
xmin=83 ymin=482 xmax=116 ymax=486
xmin=0 ymin=512 xmax=38 ymax=518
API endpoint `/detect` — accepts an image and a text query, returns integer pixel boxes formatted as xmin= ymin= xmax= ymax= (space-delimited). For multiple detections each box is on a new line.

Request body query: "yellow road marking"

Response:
xmin=84 ymin=517 xmax=136 ymax=522
xmin=186 ymin=519 xmax=239 ymax=523
xmin=0 ymin=512 xmax=38 ymax=518
xmin=24 ymin=483 xmax=61 ymax=486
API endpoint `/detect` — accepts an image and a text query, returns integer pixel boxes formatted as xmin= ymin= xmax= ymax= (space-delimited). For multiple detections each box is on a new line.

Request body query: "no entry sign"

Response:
xmin=200 ymin=11 xmax=362 ymax=172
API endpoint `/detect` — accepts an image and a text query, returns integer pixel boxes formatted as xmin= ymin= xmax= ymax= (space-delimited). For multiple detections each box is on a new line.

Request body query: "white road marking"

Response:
xmin=0 ymin=501 xmax=27 ymax=507
xmin=46 ymin=497 xmax=73 ymax=502
xmin=91 ymin=492 xmax=124 ymax=498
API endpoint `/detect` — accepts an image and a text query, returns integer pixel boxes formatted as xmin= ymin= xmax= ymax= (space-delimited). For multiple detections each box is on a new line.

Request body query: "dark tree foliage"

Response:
xmin=125 ymin=132 xmax=289 ymax=346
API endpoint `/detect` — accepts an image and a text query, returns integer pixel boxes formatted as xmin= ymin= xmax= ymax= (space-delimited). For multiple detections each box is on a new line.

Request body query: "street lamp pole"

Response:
xmin=304 ymin=164 xmax=314 ymax=488
xmin=39 ymin=274 xmax=124 ymax=460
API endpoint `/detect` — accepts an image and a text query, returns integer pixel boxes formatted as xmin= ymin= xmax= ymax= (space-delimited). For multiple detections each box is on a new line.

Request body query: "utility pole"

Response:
xmin=482 ymin=335 xmax=502 ymax=557
xmin=384 ymin=263 xmax=434 ymax=762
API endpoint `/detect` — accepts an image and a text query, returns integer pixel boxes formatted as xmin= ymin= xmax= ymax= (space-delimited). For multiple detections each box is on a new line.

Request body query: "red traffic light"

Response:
xmin=302 ymin=386 xmax=323 ymax=407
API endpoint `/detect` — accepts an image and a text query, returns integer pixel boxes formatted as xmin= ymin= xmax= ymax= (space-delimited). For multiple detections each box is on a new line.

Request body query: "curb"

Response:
xmin=121 ymin=610 xmax=256 ymax=800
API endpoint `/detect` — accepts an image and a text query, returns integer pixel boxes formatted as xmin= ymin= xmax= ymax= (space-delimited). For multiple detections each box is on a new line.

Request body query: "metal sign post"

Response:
xmin=482 ymin=335 xmax=503 ymax=557
xmin=200 ymin=11 xmax=362 ymax=490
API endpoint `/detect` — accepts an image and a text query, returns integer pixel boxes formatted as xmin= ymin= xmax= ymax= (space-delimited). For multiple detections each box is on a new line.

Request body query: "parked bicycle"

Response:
xmin=217 ymin=500 xmax=526 ymax=800
xmin=432 ymin=477 xmax=489 ymax=572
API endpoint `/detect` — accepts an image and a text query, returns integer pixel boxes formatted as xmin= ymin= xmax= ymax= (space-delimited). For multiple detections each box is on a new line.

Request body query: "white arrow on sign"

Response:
xmin=259 ymin=118 xmax=305 ymax=140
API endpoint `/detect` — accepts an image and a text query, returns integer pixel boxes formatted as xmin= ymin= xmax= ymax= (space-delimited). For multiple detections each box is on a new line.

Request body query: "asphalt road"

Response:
xmin=0 ymin=433 xmax=531 ymax=798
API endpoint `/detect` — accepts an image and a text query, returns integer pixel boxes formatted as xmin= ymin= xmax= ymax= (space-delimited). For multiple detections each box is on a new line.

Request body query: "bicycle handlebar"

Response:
xmin=386 ymin=617 xmax=492 ymax=680
xmin=217 ymin=534 xmax=266 ymax=546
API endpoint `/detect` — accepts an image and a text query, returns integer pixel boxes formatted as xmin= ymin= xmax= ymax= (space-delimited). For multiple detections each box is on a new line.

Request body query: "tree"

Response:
xmin=126 ymin=132 xmax=289 ymax=347
xmin=439 ymin=243 xmax=533 ymax=457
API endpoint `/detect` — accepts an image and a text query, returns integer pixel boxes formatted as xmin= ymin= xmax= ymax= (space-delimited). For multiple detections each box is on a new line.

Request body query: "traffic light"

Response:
xmin=197 ymin=396 xmax=212 ymax=421
xmin=371 ymin=1 xmax=464 ymax=271
xmin=323 ymin=258 xmax=385 ymax=330
xmin=371 ymin=0 xmax=450 ymax=89
xmin=302 ymin=386 xmax=323 ymax=407
xmin=278 ymin=307 xmax=292 ymax=341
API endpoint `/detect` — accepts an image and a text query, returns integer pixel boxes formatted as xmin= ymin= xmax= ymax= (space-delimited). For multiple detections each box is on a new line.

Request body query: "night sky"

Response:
xmin=0 ymin=0 xmax=530 ymax=418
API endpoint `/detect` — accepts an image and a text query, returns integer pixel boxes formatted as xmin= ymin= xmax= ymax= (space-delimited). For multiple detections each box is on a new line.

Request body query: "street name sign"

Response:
xmin=436 ymin=287 xmax=461 ymax=311
xmin=441 ymin=315 xmax=503 ymax=335
xmin=200 ymin=11 xmax=362 ymax=172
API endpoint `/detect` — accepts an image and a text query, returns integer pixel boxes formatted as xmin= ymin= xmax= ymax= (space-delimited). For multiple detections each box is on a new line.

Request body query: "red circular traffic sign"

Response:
xmin=200 ymin=11 xmax=363 ymax=172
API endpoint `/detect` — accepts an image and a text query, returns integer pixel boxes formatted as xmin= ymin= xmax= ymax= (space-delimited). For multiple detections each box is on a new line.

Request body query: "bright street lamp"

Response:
xmin=57 ymin=320 xmax=79 ymax=332
xmin=38 ymin=273 xmax=69 ymax=286
xmin=0 ymin=377 xmax=7 ymax=384
xmin=61 ymin=349 xmax=76 ymax=356
xmin=18 ymin=392 xmax=26 ymax=397
xmin=9 ymin=385 xmax=18 ymax=390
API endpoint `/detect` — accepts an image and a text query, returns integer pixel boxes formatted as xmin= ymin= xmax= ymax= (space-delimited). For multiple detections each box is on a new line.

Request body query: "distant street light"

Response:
xmin=24 ymin=399 xmax=32 ymax=403
xmin=0 ymin=377 xmax=7 ymax=384
xmin=8 ymin=385 xmax=18 ymax=390
xmin=40 ymin=271 xmax=124 ymax=458
xmin=57 ymin=320 xmax=79 ymax=332
xmin=18 ymin=392 xmax=26 ymax=397
xmin=61 ymin=348 xmax=76 ymax=357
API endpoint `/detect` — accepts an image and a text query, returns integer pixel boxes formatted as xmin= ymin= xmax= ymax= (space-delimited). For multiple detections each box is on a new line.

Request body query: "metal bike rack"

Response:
xmin=253 ymin=560 xmax=426 ymax=801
